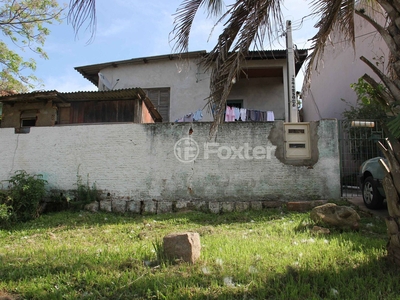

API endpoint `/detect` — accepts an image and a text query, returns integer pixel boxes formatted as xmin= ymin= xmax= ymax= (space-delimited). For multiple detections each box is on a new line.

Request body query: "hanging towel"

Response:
xmin=267 ymin=111 xmax=275 ymax=121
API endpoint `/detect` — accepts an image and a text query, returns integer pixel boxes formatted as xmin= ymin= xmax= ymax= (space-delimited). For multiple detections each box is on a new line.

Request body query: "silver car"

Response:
xmin=358 ymin=157 xmax=387 ymax=209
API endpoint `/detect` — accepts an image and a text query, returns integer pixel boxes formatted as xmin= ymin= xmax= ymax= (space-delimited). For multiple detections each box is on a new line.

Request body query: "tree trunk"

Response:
xmin=380 ymin=138 xmax=400 ymax=266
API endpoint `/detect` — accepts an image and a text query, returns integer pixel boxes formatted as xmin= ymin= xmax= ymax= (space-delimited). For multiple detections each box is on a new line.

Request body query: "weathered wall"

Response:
xmin=1 ymin=101 xmax=56 ymax=128
xmin=0 ymin=120 xmax=340 ymax=206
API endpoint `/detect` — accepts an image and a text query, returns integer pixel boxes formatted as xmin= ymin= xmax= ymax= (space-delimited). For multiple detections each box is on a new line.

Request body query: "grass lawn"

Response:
xmin=0 ymin=202 xmax=398 ymax=299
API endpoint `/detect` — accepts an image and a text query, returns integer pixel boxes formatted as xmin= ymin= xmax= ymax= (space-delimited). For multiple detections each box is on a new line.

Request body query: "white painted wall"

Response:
xmin=302 ymin=14 xmax=389 ymax=121
xmin=98 ymin=56 xmax=289 ymax=122
xmin=0 ymin=121 xmax=340 ymax=201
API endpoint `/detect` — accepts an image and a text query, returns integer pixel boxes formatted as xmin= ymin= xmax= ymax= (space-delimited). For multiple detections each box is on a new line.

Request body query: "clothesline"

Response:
xmin=175 ymin=109 xmax=203 ymax=122
xmin=174 ymin=106 xmax=275 ymax=123
xmin=225 ymin=106 xmax=274 ymax=122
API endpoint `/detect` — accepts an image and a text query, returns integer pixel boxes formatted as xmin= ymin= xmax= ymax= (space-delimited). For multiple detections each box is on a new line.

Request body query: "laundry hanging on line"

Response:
xmin=175 ymin=109 xmax=203 ymax=122
xmin=224 ymin=105 xmax=274 ymax=122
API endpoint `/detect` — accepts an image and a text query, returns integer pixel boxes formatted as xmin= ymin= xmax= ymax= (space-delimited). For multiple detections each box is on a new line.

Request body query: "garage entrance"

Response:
xmin=338 ymin=120 xmax=386 ymax=197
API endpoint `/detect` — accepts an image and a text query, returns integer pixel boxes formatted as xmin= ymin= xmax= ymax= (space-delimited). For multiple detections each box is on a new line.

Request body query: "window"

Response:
xmin=20 ymin=110 xmax=37 ymax=127
xmin=227 ymin=99 xmax=243 ymax=109
xmin=144 ymin=88 xmax=170 ymax=122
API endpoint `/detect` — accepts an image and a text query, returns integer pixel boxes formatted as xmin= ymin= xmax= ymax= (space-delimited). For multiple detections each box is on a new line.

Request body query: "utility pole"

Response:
xmin=286 ymin=20 xmax=298 ymax=123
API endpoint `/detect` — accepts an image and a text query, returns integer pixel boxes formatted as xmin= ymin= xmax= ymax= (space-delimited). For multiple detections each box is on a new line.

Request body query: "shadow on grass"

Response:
xmin=2 ymin=253 xmax=398 ymax=299
xmin=0 ymin=206 xmax=393 ymax=299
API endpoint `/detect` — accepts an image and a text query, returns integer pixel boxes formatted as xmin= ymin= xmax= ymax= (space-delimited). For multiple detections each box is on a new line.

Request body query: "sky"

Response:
xmin=23 ymin=0 xmax=318 ymax=93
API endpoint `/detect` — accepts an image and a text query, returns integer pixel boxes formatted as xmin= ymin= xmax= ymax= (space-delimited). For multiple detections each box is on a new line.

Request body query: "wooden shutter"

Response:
xmin=144 ymin=88 xmax=170 ymax=122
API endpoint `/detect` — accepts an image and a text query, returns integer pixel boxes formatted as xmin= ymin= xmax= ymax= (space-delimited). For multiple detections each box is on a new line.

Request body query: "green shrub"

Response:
xmin=69 ymin=173 xmax=99 ymax=210
xmin=5 ymin=170 xmax=47 ymax=222
xmin=0 ymin=202 xmax=12 ymax=226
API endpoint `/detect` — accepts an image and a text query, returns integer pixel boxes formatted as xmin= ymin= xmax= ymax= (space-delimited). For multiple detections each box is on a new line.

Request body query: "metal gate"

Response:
xmin=338 ymin=120 xmax=386 ymax=197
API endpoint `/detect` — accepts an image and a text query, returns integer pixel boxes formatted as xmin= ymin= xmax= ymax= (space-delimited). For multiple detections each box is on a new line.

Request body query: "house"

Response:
xmin=301 ymin=13 xmax=390 ymax=121
xmin=75 ymin=49 xmax=308 ymax=123
xmin=299 ymin=11 xmax=390 ymax=196
xmin=0 ymin=48 xmax=343 ymax=207
xmin=0 ymin=88 xmax=162 ymax=132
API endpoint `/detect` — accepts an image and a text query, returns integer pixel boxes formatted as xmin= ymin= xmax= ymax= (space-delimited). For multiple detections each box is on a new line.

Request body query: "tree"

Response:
xmin=0 ymin=0 xmax=63 ymax=92
xmin=68 ymin=0 xmax=400 ymax=265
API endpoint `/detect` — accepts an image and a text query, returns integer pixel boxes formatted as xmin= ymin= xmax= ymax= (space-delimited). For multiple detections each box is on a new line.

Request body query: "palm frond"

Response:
xmin=68 ymin=0 xmax=96 ymax=43
xmin=201 ymin=0 xmax=284 ymax=134
xmin=171 ymin=0 xmax=224 ymax=52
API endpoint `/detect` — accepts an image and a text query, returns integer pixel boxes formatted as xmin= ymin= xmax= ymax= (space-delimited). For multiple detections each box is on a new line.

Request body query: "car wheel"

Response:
xmin=362 ymin=176 xmax=384 ymax=209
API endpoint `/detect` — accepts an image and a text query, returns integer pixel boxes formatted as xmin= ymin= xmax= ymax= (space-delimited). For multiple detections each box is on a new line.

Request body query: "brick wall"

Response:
xmin=0 ymin=120 xmax=340 ymax=204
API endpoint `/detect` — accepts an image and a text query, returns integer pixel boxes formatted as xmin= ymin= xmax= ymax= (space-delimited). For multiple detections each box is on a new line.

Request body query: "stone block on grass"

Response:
xmin=99 ymin=200 xmax=112 ymax=212
xmin=84 ymin=201 xmax=99 ymax=212
xmin=209 ymin=202 xmax=220 ymax=214
xmin=235 ymin=202 xmax=249 ymax=212
xmin=112 ymin=199 xmax=127 ymax=213
xmin=194 ymin=201 xmax=208 ymax=212
xmin=157 ymin=201 xmax=173 ymax=214
xmin=221 ymin=202 xmax=234 ymax=213
xmin=127 ymin=201 xmax=141 ymax=213
xmin=163 ymin=232 xmax=201 ymax=264
xmin=250 ymin=201 xmax=263 ymax=211
xmin=142 ymin=200 xmax=157 ymax=214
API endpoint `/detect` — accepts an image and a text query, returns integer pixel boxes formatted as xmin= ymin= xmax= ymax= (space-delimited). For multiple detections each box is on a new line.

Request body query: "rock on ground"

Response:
xmin=163 ymin=232 xmax=201 ymax=264
xmin=310 ymin=203 xmax=360 ymax=230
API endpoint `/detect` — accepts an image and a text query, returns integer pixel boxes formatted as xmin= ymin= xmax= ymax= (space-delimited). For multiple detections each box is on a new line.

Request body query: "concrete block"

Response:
xmin=143 ymin=200 xmax=156 ymax=214
xmin=157 ymin=201 xmax=173 ymax=214
xmin=127 ymin=201 xmax=141 ymax=213
xmin=194 ymin=201 xmax=208 ymax=212
xmin=112 ymin=199 xmax=127 ymax=213
xmin=84 ymin=201 xmax=99 ymax=212
xmin=174 ymin=201 xmax=197 ymax=212
xmin=209 ymin=202 xmax=220 ymax=214
xmin=250 ymin=201 xmax=263 ymax=211
xmin=287 ymin=200 xmax=329 ymax=212
xmin=221 ymin=202 xmax=234 ymax=213
xmin=235 ymin=202 xmax=249 ymax=212
xmin=263 ymin=201 xmax=283 ymax=209
xmin=99 ymin=200 xmax=112 ymax=212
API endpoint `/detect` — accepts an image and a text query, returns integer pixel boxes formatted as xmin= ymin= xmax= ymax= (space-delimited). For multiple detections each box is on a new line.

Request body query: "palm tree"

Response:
xmin=68 ymin=0 xmax=400 ymax=265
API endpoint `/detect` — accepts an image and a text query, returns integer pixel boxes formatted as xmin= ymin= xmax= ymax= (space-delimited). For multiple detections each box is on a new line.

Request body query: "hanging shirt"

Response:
xmin=260 ymin=111 xmax=266 ymax=122
xmin=193 ymin=110 xmax=203 ymax=121
xmin=240 ymin=108 xmax=247 ymax=121
xmin=225 ymin=106 xmax=235 ymax=122
xmin=250 ymin=110 xmax=257 ymax=121
xmin=184 ymin=113 xmax=193 ymax=122
xmin=246 ymin=109 xmax=251 ymax=121
xmin=233 ymin=107 xmax=240 ymax=121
